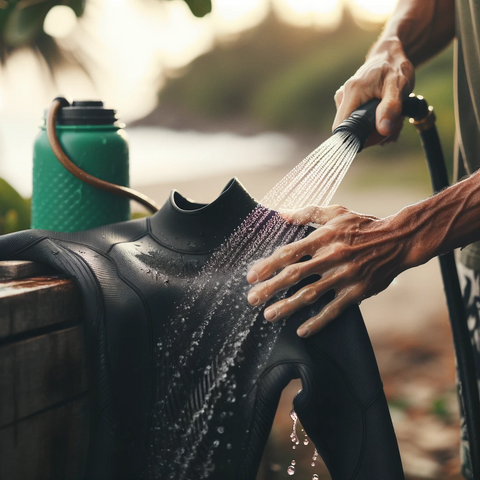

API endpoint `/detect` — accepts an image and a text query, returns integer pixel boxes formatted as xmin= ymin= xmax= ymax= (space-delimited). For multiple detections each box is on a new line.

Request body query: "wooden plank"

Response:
xmin=0 ymin=261 xmax=55 ymax=281
xmin=0 ymin=276 xmax=82 ymax=339
xmin=0 ymin=395 xmax=90 ymax=480
xmin=0 ymin=326 xmax=88 ymax=427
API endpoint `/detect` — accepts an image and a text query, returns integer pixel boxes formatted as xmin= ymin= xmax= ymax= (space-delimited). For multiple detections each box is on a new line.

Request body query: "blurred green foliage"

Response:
xmin=0 ymin=178 xmax=30 ymax=234
xmin=0 ymin=0 xmax=211 ymax=65
xmin=430 ymin=396 xmax=453 ymax=423
xmin=158 ymin=13 xmax=455 ymax=171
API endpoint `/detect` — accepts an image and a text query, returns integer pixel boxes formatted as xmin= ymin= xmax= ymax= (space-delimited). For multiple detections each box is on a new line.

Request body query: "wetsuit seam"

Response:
xmin=105 ymin=230 xmax=150 ymax=254
xmin=364 ymin=385 xmax=384 ymax=410
xmin=350 ymin=387 xmax=384 ymax=480
xmin=5 ymin=235 xmax=47 ymax=258
xmin=350 ymin=409 xmax=367 ymax=480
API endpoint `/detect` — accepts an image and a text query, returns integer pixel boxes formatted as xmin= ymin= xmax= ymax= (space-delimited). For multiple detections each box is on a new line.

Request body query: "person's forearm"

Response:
xmin=369 ymin=0 xmax=455 ymax=67
xmin=394 ymin=169 xmax=480 ymax=269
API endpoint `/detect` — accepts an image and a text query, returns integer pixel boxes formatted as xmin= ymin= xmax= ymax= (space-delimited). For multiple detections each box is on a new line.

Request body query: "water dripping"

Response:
xmin=289 ymin=409 xmax=299 ymax=448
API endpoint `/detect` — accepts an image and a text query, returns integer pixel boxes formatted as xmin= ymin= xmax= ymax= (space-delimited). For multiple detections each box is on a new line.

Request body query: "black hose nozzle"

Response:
xmin=333 ymin=94 xmax=431 ymax=152
xmin=333 ymin=98 xmax=380 ymax=152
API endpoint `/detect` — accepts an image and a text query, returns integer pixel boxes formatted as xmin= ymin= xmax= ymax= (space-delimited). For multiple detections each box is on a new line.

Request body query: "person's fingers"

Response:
xmin=364 ymin=115 xmax=405 ymax=148
xmin=376 ymin=70 xmax=412 ymax=136
xmin=334 ymin=87 xmax=344 ymax=109
xmin=296 ymin=287 xmax=360 ymax=338
xmin=248 ymin=239 xmax=351 ymax=307
xmin=246 ymin=238 xmax=313 ymax=286
xmin=248 ymin=258 xmax=323 ymax=308
xmin=280 ymin=205 xmax=348 ymax=226
xmin=380 ymin=117 xmax=405 ymax=145
xmin=332 ymin=79 xmax=374 ymax=131
xmin=262 ymin=273 xmax=338 ymax=321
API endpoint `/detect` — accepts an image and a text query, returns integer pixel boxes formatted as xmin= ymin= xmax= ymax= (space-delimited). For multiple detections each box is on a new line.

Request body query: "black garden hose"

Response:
xmin=403 ymin=94 xmax=480 ymax=480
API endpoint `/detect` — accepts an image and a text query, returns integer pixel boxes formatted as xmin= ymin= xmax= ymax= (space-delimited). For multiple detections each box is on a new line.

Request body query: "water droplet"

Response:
xmin=287 ymin=465 xmax=295 ymax=475
xmin=226 ymin=443 xmax=232 ymax=450
xmin=303 ymin=438 xmax=309 ymax=446
xmin=311 ymin=462 xmax=316 ymax=467
xmin=312 ymin=475 xmax=319 ymax=480
xmin=291 ymin=460 xmax=296 ymax=465
xmin=217 ymin=426 xmax=224 ymax=434
xmin=213 ymin=440 xmax=219 ymax=448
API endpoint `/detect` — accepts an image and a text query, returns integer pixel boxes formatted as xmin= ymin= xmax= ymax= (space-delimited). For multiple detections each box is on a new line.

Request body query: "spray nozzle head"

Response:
xmin=333 ymin=98 xmax=380 ymax=152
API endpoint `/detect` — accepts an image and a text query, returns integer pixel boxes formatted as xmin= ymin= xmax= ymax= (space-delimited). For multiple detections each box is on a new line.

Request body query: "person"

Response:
xmin=246 ymin=0 xmax=479 ymax=477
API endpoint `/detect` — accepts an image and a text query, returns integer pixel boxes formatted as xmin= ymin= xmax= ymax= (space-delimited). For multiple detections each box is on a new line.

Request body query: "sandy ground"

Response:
xmin=135 ymin=155 xmax=462 ymax=479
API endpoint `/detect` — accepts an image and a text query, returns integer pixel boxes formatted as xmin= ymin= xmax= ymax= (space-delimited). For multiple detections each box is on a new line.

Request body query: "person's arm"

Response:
xmin=333 ymin=0 xmax=455 ymax=144
xmin=247 ymin=169 xmax=480 ymax=338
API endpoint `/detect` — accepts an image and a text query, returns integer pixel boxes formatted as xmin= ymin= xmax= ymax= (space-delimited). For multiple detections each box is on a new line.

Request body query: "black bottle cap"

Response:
xmin=52 ymin=99 xmax=118 ymax=125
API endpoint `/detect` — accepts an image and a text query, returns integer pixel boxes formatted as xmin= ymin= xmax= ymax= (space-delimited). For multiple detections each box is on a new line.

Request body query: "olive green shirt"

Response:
xmin=455 ymin=0 xmax=480 ymax=269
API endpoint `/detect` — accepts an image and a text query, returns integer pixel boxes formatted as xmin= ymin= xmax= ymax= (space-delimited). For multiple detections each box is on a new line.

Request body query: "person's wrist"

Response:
xmin=367 ymin=35 xmax=405 ymax=61
xmin=389 ymin=203 xmax=434 ymax=270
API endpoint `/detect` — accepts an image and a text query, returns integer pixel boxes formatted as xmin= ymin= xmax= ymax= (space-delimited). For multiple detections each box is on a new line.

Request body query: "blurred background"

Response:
xmin=0 ymin=0 xmax=461 ymax=478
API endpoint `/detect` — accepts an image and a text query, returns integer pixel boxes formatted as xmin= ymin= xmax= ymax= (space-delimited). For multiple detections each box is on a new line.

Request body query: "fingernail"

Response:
xmin=264 ymin=308 xmax=277 ymax=321
xmin=248 ymin=292 xmax=259 ymax=305
xmin=297 ymin=326 xmax=310 ymax=338
xmin=379 ymin=119 xmax=392 ymax=134
xmin=247 ymin=270 xmax=259 ymax=284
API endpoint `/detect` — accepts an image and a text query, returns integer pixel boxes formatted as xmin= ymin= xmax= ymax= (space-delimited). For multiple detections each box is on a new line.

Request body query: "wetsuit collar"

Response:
xmin=149 ymin=178 xmax=258 ymax=254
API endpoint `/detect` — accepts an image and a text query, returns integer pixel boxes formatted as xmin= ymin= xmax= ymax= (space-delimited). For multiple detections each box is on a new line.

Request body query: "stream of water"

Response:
xmin=149 ymin=131 xmax=360 ymax=479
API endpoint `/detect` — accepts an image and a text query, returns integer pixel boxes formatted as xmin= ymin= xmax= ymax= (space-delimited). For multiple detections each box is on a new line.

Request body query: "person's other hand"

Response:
xmin=332 ymin=38 xmax=415 ymax=147
xmin=247 ymin=205 xmax=418 ymax=338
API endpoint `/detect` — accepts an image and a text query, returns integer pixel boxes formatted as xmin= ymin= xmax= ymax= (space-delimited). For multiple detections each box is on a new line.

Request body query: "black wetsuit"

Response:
xmin=0 ymin=179 xmax=404 ymax=479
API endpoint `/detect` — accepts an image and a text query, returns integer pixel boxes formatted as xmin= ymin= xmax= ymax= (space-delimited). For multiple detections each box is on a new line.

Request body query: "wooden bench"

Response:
xmin=0 ymin=261 xmax=89 ymax=480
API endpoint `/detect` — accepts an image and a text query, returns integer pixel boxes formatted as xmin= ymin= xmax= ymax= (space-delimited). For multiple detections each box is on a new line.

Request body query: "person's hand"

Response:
xmin=247 ymin=205 xmax=420 ymax=338
xmin=332 ymin=38 xmax=415 ymax=147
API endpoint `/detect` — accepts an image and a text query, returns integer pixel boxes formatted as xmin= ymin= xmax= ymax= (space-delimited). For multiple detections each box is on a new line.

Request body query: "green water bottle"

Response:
xmin=32 ymin=100 xmax=130 ymax=232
